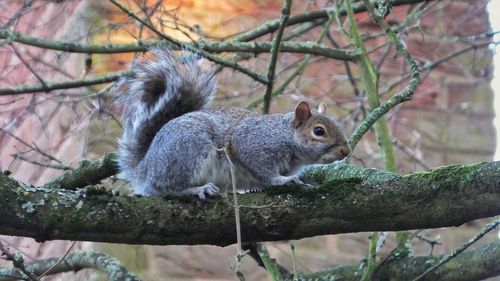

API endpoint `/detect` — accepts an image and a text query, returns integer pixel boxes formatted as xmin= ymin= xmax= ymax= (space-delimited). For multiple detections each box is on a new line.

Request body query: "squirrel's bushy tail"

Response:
xmin=116 ymin=49 xmax=216 ymax=175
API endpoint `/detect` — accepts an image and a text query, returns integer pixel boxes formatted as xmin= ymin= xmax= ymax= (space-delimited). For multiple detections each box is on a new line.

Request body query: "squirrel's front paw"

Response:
xmin=289 ymin=178 xmax=316 ymax=189
xmin=288 ymin=177 xmax=304 ymax=186
xmin=181 ymin=183 xmax=220 ymax=200
xmin=197 ymin=183 xmax=220 ymax=200
xmin=272 ymin=175 xmax=312 ymax=187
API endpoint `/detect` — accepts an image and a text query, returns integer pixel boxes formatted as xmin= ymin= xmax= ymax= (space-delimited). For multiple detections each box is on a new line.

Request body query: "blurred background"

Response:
xmin=0 ymin=0 xmax=498 ymax=280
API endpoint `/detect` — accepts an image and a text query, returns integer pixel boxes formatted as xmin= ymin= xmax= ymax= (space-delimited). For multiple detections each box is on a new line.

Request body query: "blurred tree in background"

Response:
xmin=0 ymin=0 xmax=498 ymax=280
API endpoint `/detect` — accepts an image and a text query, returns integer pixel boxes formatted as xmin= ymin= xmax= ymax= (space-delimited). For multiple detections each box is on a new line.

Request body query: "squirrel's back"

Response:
xmin=115 ymin=50 xmax=217 ymax=183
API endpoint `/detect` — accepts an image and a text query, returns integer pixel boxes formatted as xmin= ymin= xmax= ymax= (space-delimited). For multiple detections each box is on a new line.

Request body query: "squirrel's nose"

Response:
xmin=340 ymin=146 xmax=350 ymax=158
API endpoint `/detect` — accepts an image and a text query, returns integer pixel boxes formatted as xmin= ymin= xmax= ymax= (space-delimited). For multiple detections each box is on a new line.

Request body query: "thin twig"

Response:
xmin=219 ymin=146 xmax=245 ymax=280
xmin=10 ymin=44 xmax=48 ymax=89
xmin=0 ymin=128 xmax=70 ymax=169
xmin=290 ymin=242 xmax=299 ymax=280
xmin=326 ymin=32 xmax=366 ymax=119
xmin=349 ymin=0 xmax=421 ymax=150
xmin=220 ymin=147 xmax=242 ymax=254
xmin=232 ymin=0 xmax=427 ymax=42
xmin=415 ymin=233 xmax=441 ymax=255
xmin=382 ymin=41 xmax=496 ymax=98
xmin=412 ymin=219 xmax=500 ymax=281
xmin=393 ymin=138 xmax=431 ymax=170
xmin=108 ymin=0 xmax=267 ymax=84
xmin=0 ymin=71 xmax=126 ymax=96
xmin=2 ymin=0 xmax=33 ymax=29
xmin=246 ymin=5 xmax=339 ymax=109
xmin=262 ymin=0 xmax=292 ymax=114
xmin=38 ymin=241 xmax=77 ymax=278
xmin=10 ymin=153 xmax=71 ymax=170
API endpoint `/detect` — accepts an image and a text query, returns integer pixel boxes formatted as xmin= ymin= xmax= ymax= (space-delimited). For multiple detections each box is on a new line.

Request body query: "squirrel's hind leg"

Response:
xmin=176 ymin=183 xmax=220 ymax=200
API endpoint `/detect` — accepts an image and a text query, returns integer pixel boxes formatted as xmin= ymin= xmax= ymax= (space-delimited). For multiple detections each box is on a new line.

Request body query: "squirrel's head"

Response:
xmin=292 ymin=101 xmax=350 ymax=164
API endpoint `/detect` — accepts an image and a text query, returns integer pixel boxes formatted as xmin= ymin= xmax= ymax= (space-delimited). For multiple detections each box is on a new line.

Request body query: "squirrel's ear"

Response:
xmin=318 ymin=103 xmax=327 ymax=114
xmin=293 ymin=101 xmax=312 ymax=128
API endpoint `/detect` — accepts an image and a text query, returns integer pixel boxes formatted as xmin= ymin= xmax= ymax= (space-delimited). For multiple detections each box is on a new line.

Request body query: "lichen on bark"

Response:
xmin=0 ymin=161 xmax=498 ymax=246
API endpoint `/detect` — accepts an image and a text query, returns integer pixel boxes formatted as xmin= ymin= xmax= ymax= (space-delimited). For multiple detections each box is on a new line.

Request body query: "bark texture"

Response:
xmin=0 ymin=161 xmax=498 ymax=246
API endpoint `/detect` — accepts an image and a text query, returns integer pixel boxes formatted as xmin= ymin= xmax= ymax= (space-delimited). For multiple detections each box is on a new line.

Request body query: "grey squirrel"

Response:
xmin=116 ymin=49 xmax=350 ymax=199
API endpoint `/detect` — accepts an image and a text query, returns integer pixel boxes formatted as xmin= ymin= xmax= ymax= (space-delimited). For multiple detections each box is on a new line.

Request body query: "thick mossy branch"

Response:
xmin=0 ymin=161 xmax=499 ymax=246
xmin=299 ymin=241 xmax=500 ymax=281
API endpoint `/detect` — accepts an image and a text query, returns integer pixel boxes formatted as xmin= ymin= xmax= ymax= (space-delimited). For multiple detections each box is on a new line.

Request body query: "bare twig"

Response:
xmin=108 ymin=0 xmax=267 ymax=84
xmin=382 ymin=41 xmax=496 ymax=98
xmin=232 ymin=0 xmax=428 ymax=42
xmin=2 ymin=0 xmax=33 ymax=29
xmin=415 ymin=233 xmax=442 ymax=255
xmin=393 ymin=138 xmax=431 ymax=170
xmin=0 ymin=128 xmax=70 ymax=169
xmin=11 ymin=153 xmax=71 ymax=170
xmin=349 ymin=0 xmax=421 ymax=150
xmin=412 ymin=219 xmax=500 ymax=281
xmin=262 ymin=0 xmax=292 ymax=114
xmin=38 ymin=241 xmax=77 ymax=278
xmin=218 ymin=145 xmax=246 ymax=280
xmin=10 ymin=44 xmax=48 ymax=89
xmin=246 ymin=5 xmax=339 ymax=109
xmin=290 ymin=242 xmax=299 ymax=280
xmin=0 ymin=71 xmax=126 ymax=96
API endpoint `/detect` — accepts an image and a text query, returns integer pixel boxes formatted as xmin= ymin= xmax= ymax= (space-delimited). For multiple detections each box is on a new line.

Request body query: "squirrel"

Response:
xmin=116 ymin=49 xmax=351 ymax=199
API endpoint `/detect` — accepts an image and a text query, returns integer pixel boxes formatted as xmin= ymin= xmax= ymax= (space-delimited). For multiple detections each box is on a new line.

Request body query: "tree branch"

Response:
xmin=42 ymin=153 xmax=118 ymax=190
xmin=0 ymin=240 xmax=39 ymax=281
xmin=262 ymin=0 xmax=292 ymax=114
xmin=300 ymin=241 xmax=500 ymax=281
xmin=412 ymin=219 xmax=500 ymax=281
xmin=0 ymin=251 xmax=140 ymax=281
xmin=0 ymin=71 xmax=126 ymax=96
xmin=0 ymin=29 xmax=358 ymax=60
xmin=108 ymin=0 xmax=267 ymax=84
xmin=0 ymin=161 xmax=498 ymax=246
xmin=0 ymin=0 xmax=428 ymax=96
xmin=232 ymin=0 xmax=430 ymax=42
xmin=1 ymin=243 xmax=498 ymax=281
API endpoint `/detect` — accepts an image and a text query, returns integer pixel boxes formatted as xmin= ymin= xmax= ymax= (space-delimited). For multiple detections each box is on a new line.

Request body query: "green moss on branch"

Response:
xmin=0 ymin=161 xmax=498 ymax=246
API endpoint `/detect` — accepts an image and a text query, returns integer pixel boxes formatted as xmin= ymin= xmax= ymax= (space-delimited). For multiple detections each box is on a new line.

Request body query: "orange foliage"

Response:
xmin=91 ymin=0 xmax=281 ymax=73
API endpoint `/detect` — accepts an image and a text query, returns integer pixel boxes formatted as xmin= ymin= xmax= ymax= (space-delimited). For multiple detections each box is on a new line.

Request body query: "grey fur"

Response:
xmin=116 ymin=50 xmax=350 ymax=198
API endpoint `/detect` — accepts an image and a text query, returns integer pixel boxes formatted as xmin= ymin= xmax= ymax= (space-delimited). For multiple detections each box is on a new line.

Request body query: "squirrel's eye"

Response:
xmin=313 ymin=126 xmax=325 ymax=136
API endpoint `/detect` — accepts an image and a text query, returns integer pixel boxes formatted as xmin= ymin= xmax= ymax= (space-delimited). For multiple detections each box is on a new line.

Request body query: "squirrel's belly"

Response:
xmin=189 ymin=149 xmax=263 ymax=193
xmin=190 ymin=149 xmax=231 ymax=191
xmin=232 ymin=164 xmax=264 ymax=192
